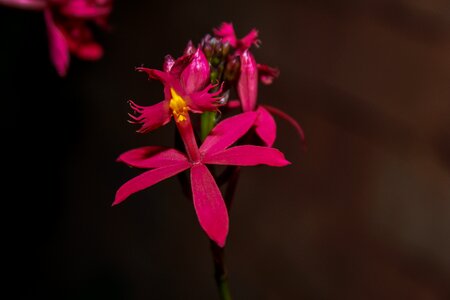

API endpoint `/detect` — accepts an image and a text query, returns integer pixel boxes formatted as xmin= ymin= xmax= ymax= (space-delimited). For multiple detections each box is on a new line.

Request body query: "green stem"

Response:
xmin=210 ymin=241 xmax=232 ymax=300
xmin=201 ymin=111 xmax=217 ymax=141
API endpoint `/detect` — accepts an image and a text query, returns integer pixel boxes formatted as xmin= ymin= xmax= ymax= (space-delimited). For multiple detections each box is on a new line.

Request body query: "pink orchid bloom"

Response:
xmin=213 ymin=22 xmax=279 ymax=85
xmin=114 ymin=112 xmax=290 ymax=247
xmin=0 ymin=0 xmax=111 ymax=76
xmin=129 ymin=48 xmax=223 ymax=134
xmin=235 ymin=49 xmax=305 ymax=147
xmin=213 ymin=22 xmax=259 ymax=53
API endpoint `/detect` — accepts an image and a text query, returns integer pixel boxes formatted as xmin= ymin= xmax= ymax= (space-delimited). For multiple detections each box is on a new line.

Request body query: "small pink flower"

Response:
xmin=213 ymin=22 xmax=259 ymax=53
xmin=129 ymin=48 xmax=223 ymax=133
xmin=115 ymin=112 xmax=290 ymax=247
xmin=235 ymin=49 xmax=304 ymax=147
xmin=0 ymin=0 xmax=112 ymax=76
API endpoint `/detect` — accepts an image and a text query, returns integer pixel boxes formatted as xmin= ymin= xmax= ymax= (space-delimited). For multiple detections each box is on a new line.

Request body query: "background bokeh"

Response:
xmin=2 ymin=0 xmax=450 ymax=299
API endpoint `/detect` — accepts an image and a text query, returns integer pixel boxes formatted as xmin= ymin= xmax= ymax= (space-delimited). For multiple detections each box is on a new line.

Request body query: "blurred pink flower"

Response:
xmin=129 ymin=48 xmax=223 ymax=133
xmin=114 ymin=112 xmax=290 ymax=247
xmin=235 ymin=49 xmax=305 ymax=147
xmin=0 ymin=0 xmax=112 ymax=76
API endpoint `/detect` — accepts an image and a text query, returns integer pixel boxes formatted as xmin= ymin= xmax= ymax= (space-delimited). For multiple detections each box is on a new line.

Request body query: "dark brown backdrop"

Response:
xmin=1 ymin=0 xmax=449 ymax=299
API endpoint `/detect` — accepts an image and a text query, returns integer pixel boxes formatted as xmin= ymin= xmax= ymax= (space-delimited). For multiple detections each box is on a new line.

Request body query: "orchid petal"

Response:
xmin=128 ymin=100 xmax=171 ymax=133
xmin=72 ymin=41 xmax=103 ymax=60
xmin=169 ymin=54 xmax=193 ymax=79
xmin=240 ymin=28 xmax=259 ymax=49
xmin=114 ymin=162 xmax=191 ymax=206
xmin=188 ymin=83 xmax=222 ymax=113
xmin=181 ymin=48 xmax=209 ymax=94
xmin=226 ymin=100 xmax=241 ymax=109
xmin=238 ymin=50 xmax=258 ymax=112
xmin=117 ymin=146 xmax=188 ymax=169
xmin=0 ymin=0 xmax=46 ymax=10
xmin=60 ymin=0 xmax=112 ymax=18
xmin=163 ymin=55 xmax=175 ymax=72
xmin=263 ymin=105 xmax=306 ymax=143
xmin=255 ymin=106 xmax=277 ymax=147
xmin=257 ymin=64 xmax=280 ymax=85
xmin=204 ymin=145 xmax=290 ymax=167
xmin=44 ymin=9 xmax=70 ymax=77
xmin=190 ymin=164 xmax=228 ymax=247
xmin=136 ymin=67 xmax=171 ymax=85
xmin=183 ymin=40 xmax=196 ymax=55
xmin=200 ymin=112 xmax=257 ymax=155
xmin=213 ymin=22 xmax=237 ymax=47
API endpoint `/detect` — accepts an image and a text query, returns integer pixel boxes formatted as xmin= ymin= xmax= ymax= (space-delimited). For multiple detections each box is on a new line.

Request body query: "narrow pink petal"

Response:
xmin=136 ymin=67 xmax=171 ymax=85
xmin=203 ymin=145 xmax=290 ymax=167
xmin=181 ymin=48 xmax=209 ymax=94
xmin=114 ymin=162 xmax=191 ymax=206
xmin=240 ymin=28 xmax=259 ymax=49
xmin=128 ymin=100 xmax=171 ymax=133
xmin=263 ymin=105 xmax=306 ymax=143
xmin=255 ymin=106 xmax=276 ymax=147
xmin=191 ymin=164 xmax=228 ymax=247
xmin=117 ymin=146 xmax=188 ymax=169
xmin=238 ymin=50 xmax=258 ymax=112
xmin=257 ymin=64 xmax=280 ymax=85
xmin=200 ymin=111 xmax=257 ymax=155
xmin=213 ymin=22 xmax=237 ymax=47
xmin=44 ymin=9 xmax=70 ymax=77
xmin=0 ymin=0 xmax=46 ymax=10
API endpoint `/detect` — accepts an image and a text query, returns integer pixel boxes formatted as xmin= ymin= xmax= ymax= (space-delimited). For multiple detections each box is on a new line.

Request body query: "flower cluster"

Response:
xmin=0 ymin=0 xmax=112 ymax=76
xmin=115 ymin=23 xmax=304 ymax=247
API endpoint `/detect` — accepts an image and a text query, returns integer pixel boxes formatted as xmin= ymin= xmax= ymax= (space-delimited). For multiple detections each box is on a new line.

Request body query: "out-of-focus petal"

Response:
xmin=239 ymin=28 xmax=259 ymax=49
xmin=128 ymin=100 xmax=171 ymax=133
xmin=44 ymin=9 xmax=70 ymax=77
xmin=181 ymin=48 xmax=209 ymax=94
xmin=72 ymin=41 xmax=103 ymax=60
xmin=254 ymin=106 xmax=276 ymax=147
xmin=59 ymin=0 xmax=112 ymax=18
xmin=238 ymin=50 xmax=258 ymax=112
xmin=114 ymin=162 xmax=191 ymax=206
xmin=163 ymin=55 xmax=175 ymax=72
xmin=183 ymin=40 xmax=196 ymax=55
xmin=226 ymin=100 xmax=241 ymax=109
xmin=263 ymin=104 xmax=306 ymax=144
xmin=117 ymin=146 xmax=188 ymax=169
xmin=0 ymin=0 xmax=46 ymax=10
xmin=200 ymin=112 xmax=257 ymax=155
xmin=203 ymin=145 xmax=290 ymax=167
xmin=213 ymin=22 xmax=237 ymax=47
xmin=190 ymin=164 xmax=228 ymax=247
xmin=257 ymin=64 xmax=280 ymax=85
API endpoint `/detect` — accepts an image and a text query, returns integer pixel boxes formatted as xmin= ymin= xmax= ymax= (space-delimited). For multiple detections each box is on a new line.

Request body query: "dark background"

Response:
xmin=2 ymin=0 xmax=450 ymax=299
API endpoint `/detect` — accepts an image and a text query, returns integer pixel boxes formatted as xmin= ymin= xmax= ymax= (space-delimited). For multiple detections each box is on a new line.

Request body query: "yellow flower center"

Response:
xmin=169 ymin=88 xmax=189 ymax=123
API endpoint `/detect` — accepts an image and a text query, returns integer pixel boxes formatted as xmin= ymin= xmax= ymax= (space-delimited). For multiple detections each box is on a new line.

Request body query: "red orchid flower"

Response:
xmin=0 ymin=0 xmax=111 ymax=76
xmin=114 ymin=112 xmax=290 ymax=247
xmin=213 ymin=22 xmax=279 ymax=85
xmin=213 ymin=22 xmax=259 ymax=53
xmin=129 ymin=47 xmax=223 ymax=133
xmin=234 ymin=49 xmax=305 ymax=147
